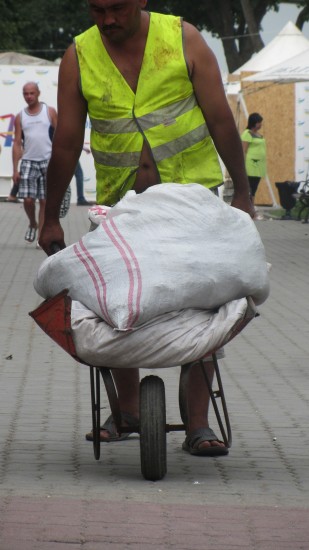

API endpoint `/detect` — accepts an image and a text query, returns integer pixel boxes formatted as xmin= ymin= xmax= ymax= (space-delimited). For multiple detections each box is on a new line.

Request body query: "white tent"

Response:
xmin=243 ymin=47 xmax=309 ymax=82
xmin=233 ymin=21 xmax=309 ymax=75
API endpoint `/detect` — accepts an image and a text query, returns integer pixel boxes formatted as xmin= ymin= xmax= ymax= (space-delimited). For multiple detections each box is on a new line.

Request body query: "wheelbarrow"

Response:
xmin=29 ymin=289 xmax=257 ymax=481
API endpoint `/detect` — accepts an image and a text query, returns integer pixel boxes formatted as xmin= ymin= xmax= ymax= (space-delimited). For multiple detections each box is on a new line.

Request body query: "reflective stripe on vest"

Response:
xmin=90 ymin=94 xmax=202 ymax=135
xmin=92 ymin=124 xmax=208 ymax=167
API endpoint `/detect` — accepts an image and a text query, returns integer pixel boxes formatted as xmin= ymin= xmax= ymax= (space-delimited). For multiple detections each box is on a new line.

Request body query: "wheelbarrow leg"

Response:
xmin=178 ymin=363 xmax=190 ymax=428
xmin=90 ymin=367 xmax=101 ymax=460
xmin=89 ymin=366 xmax=122 ymax=460
xmin=200 ymin=354 xmax=232 ymax=448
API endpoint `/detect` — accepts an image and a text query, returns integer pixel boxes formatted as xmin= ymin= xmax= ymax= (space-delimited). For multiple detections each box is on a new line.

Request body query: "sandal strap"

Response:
xmin=185 ymin=427 xmax=219 ymax=448
xmin=101 ymin=412 xmax=139 ymax=435
xmin=25 ymin=227 xmax=37 ymax=242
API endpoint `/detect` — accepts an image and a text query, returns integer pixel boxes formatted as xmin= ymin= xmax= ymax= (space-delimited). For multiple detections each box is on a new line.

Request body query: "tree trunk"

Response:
xmin=296 ymin=5 xmax=309 ymax=29
xmin=240 ymin=0 xmax=265 ymax=51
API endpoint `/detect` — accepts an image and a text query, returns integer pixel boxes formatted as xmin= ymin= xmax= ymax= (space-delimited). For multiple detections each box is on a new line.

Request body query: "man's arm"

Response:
xmin=12 ymin=114 xmax=23 ymax=184
xmin=48 ymin=106 xmax=58 ymax=130
xmin=184 ymin=23 xmax=254 ymax=217
xmin=39 ymin=44 xmax=88 ymax=255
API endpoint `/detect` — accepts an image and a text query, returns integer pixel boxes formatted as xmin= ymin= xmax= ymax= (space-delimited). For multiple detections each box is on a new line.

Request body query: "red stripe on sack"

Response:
xmin=102 ymin=219 xmax=140 ymax=329
xmin=109 ymin=218 xmax=142 ymax=326
xmin=73 ymin=241 xmax=113 ymax=326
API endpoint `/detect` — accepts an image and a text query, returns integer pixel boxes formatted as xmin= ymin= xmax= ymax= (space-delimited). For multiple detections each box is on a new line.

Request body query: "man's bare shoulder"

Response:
xmin=183 ymin=20 xmax=221 ymax=80
xmin=62 ymin=43 xmax=77 ymax=62
xmin=182 ymin=20 xmax=201 ymax=38
xmin=183 ymin=20 xmax=216 ymax=56
xmin=48 ymin=106 xmax=57 ymax=115
xmin=58 ymin=43 xmax=81 ymax=90
xmin=59 ymin=44 xmax=78 ymax=75
xmin=47 ymin=106 xmax=58 ymax=126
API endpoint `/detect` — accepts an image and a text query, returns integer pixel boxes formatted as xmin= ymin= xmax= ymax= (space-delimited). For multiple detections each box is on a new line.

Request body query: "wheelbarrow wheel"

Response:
xmin=140 ymin=375 xmax=167 ymax=481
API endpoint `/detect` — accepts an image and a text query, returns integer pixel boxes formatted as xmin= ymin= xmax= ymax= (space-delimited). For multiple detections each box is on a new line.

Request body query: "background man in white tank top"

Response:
xmin=12 ymin=82 xmax=57 ymax=247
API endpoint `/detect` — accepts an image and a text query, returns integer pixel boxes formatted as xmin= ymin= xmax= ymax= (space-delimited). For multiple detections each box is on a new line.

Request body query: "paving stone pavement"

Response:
xmin=0 ymin=201 xmax=308 ymax=549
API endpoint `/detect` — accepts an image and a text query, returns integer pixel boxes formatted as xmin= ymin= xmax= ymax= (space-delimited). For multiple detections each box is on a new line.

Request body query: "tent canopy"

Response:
xmin=233 ymin=21 xmax=309 ymax=75
xmin=0 ymin=51 xmax=56 ymax=66
xmin=243 ymin=47 xmax=309 ymax=82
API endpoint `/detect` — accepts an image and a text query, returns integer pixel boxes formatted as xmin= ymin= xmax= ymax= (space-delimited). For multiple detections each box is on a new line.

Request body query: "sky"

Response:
xmin=203 ymin=4 xmax=309 ymax=74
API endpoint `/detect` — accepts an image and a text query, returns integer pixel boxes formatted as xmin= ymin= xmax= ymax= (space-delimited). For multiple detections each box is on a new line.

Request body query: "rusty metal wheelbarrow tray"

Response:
xmin=29 ymin=289 xmax=81 ymax=363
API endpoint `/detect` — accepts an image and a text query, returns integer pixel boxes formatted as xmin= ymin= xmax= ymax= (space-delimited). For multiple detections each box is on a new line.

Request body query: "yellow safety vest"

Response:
xmin=75 ymin=13 xmax=222 ymax=205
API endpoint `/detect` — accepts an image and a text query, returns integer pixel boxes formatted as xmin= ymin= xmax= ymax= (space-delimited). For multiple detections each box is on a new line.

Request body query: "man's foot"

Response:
xmin=182 ymin=427 xmax=229 ymax=456
xmin=85 ymin=412 xmax=139 ymax=442
xmin=25 ymin=226 xmax=37 ymax=243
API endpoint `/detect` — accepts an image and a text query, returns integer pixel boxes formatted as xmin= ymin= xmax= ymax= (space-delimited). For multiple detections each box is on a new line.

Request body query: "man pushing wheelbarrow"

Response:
xmin=37 ymin=1 xmax=264 ymax=467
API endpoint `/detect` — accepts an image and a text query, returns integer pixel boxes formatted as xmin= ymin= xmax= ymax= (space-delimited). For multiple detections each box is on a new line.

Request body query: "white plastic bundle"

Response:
xmin=71 ymin=297 xmax=255 ymax=369
xmin=34 ymin=183 xmax=269 ymax=331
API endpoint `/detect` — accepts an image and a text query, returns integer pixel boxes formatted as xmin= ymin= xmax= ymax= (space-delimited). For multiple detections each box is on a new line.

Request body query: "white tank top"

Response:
xmin=21 ymin=103 xmax=53 ymax=161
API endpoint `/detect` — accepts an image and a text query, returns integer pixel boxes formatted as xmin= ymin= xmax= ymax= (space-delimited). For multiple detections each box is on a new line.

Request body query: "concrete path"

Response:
xmin=0 ymin=201 xmax=308 ymax=549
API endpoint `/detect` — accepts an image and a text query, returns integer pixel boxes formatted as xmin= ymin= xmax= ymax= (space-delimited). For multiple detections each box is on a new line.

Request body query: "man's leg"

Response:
xmin=113 ymin=368 xmax=140 ymax=417
xmin=20 ymin=161 xmax=38 ymax=240
xmin=75 ymin=161 xmax=84 ymax=202
xmin=23 ymin=197 xmax=37 ymax=228
xmin=75 ymin=161 xmax=91 ymax=205
xmin=98 ymin=368 xmax=140 ymax=439
xmin=185 ymin=359 xmax=226 ymax=452
xmin=23 ymin=197 xmax=38 ymax=242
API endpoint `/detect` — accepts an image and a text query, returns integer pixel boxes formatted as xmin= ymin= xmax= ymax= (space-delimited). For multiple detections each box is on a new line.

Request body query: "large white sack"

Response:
xmin=71 ymin=297 xmax=255 ymax=369
xmin=34 ymin=183 xmax=269 ymax=330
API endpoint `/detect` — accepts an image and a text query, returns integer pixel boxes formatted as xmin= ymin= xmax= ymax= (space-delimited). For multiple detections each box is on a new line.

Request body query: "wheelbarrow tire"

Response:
xmin=140 ymin=375 xmax=167 ymax=481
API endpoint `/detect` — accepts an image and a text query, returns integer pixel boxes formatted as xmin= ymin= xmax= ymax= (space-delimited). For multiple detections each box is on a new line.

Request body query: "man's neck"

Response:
xmin=26 ymin=101 xmax=42 ymax=115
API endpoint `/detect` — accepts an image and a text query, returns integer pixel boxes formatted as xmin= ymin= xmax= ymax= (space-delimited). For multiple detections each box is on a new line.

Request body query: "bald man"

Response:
xmin=12 ymin=82 xmax=57 ymax=247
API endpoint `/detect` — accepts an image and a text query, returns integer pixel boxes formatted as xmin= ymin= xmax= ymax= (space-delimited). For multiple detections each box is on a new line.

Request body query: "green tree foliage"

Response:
xmin=0 ymin=0 xmax=308 ymax=70
xmin=0 ymin=0 xmax=24 ymax=51
xmin=147 ymin=0 xmax=309 ymax=71
xmin=0 ymin=0 xmax=92 ymax=60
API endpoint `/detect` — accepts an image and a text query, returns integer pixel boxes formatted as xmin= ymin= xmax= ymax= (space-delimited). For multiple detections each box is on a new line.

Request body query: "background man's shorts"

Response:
xmin=18 ymin=159 xmax=48 ymax=200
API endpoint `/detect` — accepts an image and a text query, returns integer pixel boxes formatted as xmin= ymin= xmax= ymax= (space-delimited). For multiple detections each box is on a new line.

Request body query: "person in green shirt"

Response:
xmin=241 ymin=113 xmax=266 ymax=204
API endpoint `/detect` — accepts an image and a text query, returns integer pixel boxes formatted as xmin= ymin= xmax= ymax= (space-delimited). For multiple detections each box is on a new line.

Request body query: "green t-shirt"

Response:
xmin=241 ymin=129 xmax=266 ymax=177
